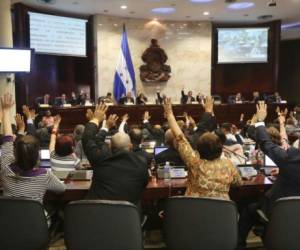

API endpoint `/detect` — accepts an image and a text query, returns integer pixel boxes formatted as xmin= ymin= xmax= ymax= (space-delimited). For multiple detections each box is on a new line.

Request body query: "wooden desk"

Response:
xmin=40 ymin=104 xmax=289 ymax=133
xmin=45 ymin=174 xmax=273 ymax=203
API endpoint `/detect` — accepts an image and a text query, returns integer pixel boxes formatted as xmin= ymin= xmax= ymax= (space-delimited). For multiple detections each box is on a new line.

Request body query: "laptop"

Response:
xmin=154 ymin=146 xmax=168 ymax=156
xmin=263 ymin=155 xmax=278 ymax=176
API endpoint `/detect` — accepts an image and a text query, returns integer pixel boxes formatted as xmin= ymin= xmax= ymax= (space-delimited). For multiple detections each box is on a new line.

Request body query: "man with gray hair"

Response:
xmin=82 ymin=105 xmax=148 ymax=205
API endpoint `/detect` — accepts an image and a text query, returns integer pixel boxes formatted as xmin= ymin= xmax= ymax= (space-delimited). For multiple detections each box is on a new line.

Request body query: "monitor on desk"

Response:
xmin=264 ymin=155 xmax=277 ymax=167
xmin=154 ymin=146 xmax=168 ymax=156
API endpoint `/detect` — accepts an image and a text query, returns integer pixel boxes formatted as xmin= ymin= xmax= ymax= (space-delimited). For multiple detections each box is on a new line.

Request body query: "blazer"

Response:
xmin=82 ymin=123 xmax=149 ymax=204
xmin=119 ymin=97 xmax=135 ymax=105
xmin=181 ymin=90 xmax=195 ymax=104
xmin=256 ymin=125 xmax=300 ymax=208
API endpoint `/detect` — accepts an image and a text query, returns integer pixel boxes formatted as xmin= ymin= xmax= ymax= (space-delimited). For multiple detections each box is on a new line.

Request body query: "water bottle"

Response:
xmin=164 ymin=161 xmax=171 ymax=180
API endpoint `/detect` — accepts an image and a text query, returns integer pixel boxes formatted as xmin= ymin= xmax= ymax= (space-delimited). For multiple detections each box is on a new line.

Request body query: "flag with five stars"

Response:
xmin=113 ymin=24 xmax=136 ymax=102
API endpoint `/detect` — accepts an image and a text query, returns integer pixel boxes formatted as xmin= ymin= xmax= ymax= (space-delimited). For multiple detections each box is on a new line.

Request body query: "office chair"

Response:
xmin=212 ymin=94 xmax=222 ymax=104
xmin=0 ymin=197 xmax=49 ymax=250
xmin=65 ymin=200 xmax=143 ymax=250
xmin=164 ymin=196 xmax=238 ymax=250
xmin=265 ymin=197 xmax=300 ymax=250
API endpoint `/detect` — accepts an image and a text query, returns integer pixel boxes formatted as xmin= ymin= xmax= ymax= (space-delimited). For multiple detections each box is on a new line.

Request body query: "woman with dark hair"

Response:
xmin=49 ymin=116 xmax=80 ymax=171
xmin=163 ymin=97 xmax=242 ymax=200
xmin=0 ymin=93 xmax=65 ymax=204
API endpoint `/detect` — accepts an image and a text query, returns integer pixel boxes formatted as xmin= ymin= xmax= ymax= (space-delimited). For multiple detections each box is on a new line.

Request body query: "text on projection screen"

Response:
xmin=29 ymin=12 xmax=87 ymax=57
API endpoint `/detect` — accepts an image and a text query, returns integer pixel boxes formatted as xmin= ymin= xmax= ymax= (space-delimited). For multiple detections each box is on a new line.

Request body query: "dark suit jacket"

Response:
xmin=136 ymin=96 xmax=148 ymax=105
xmin=256 ymin=125 xmax=300 ymax=211
xmin=82 ymin=123 xmax=149 ymax=204
xmin=181 ymin=91 xmax=195 ymax=104
xmin=155 ymin=147 xmax=185 ymax=167
xmin=55 ymin=98 xmax=69 ymax=107
xmin=119 ymin=97 xmax=135 ymax=105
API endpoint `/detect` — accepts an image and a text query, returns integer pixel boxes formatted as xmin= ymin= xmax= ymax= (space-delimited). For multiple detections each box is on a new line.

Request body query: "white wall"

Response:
xmin=94 ymin=15 xmax=212 ymax=103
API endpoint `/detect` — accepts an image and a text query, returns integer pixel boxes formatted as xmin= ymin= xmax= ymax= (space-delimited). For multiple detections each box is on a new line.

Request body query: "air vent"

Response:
xmin=225 ymin=0 xmax=237 ymax=3
xmin=257 ymin=15 xmax=273 ymax=20
xmin=37 ymin=0 xmax=57 ymax=4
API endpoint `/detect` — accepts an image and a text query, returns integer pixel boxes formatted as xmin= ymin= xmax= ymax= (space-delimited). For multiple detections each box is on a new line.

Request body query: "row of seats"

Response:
xmin=0 ymin=196 xmax=298 ymax=250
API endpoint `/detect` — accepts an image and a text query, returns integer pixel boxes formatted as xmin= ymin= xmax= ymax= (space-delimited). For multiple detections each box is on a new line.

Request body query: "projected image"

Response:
xmin=218 ymin=28 xmax=269 ymax=63
xmin=29 ymin=12 xmax=87 ymax=57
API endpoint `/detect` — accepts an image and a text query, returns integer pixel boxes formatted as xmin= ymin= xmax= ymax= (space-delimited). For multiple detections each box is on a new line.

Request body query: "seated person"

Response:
xmin=49 ymin=115 xmax=80 ymax=171
xmin=56 ymin=94 xmax=69 ymax=106
xmin=268 ymin=92 xmax=282 ymax=103
xmin=70 ymin=91 xmax=78 ymax=106
xmin=252 ymin=91 xmax=264 ymax=103
xmin=82 ymin=106 xmax=149 ymax=205
xmin=156 ymin=90 xmax=167 ymax=105
xmin=220 ymin=123 xmax=241 ymax=145
xmin=163 ymin=96 xmax=242 ymax=200
xmin=77 ymin=90 xmax=87 ymax=106
xmin=41 ymin=110 xmax=54 ymax=128
xmin=98 ymin=92 xmax=114 ymax=104
xmin=196 ymin=93 xmax=205 ymax=104
xmin=0 ymin=93 xmax=65 ymax=204
xmin=234 ymin=92 xmax=244 ymax=104
xmin=73 ymin=124 xmax=88 ymax=162
xmin=181 ymin=89 xmax=195 ymax=104
xmin=136 ymin=92 xmax=148 ymax=105
xmin=119 ymin=92 xmax=135 ymax=105
xmin=238 ymin=103 xmax=300 ymax=249
xmin=129 ymin=128 xmax=153 ymax=165
xmin=38 ymin=94 xmax=52 ymax=106
xmin=155 ymin=129 xmax=185 ymax=166
xmin=142 ymin=111 xmax=165 ymax=146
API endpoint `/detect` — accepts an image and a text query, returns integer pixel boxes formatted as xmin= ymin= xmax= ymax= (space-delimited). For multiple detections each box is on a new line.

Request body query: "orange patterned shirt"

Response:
xmin=177 ymin=135 xmax=242 ymax=200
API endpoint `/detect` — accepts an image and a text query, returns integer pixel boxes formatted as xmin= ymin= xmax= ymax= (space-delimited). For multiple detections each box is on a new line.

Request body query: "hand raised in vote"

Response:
xmin=277 ymin=109 xmax=287 ymax=125
xmin=1 ymin=93 xmax=15 ymax=111
xmin=188 ymin=116 xmax=196 ymax=129
xmin=93 ymin=104 xmax=108 ymax=123
xmin=143 ymin=111 xmax=151 ymax=121
xmin=122 ymin=113 xmax=129 ymax=122
xmin=256 ymin=101 xmax=267 ymax=122
xmin=163 ymin=98 xmax=173 ymax=118
xmin=15 ymin=114 xmax=25 ymax=133
xmin=53 ymin=115 xmax=61 ymax=129
xmin=106 ymin=114 xmax=119 ymax=129
xmin=86 ymin=108 xmax=94 ymax=121
xmin=204 ymin=96 xmax=214 ymax=113
xmin=22 ymin=105 xmax=31 ymax=119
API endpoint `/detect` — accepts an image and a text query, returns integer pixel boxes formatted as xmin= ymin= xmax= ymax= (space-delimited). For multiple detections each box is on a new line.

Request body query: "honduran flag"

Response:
xmin=113 ymin=25 xmax=136 ymax=102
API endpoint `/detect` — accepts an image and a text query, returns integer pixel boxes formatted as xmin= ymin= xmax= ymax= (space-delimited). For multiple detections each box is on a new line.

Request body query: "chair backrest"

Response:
xmin=212 ymin=95 xmax=222 ymax=104
xmin=65 ymin=200 xmax=143 ymax=250
xmin=0 ymin=197 xmax=49 ymax=250
xmin=164 ymin=197 xmax=238 ymax=250
xmin=265 ymin=197 xmax=300 ymax=250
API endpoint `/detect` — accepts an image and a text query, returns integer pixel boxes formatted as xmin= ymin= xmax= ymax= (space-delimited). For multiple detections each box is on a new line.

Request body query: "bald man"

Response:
xmin=82 ymin=119 xmax=149 ymax=205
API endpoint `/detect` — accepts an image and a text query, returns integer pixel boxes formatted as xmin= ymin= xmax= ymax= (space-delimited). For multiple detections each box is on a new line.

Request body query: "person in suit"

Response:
xmin=98 ymin=92 xmax=114 ymax=104
xmin=156 ymin=90 xmax=167 ymax=105
xmin=56 ymin=94 xmax=69 ymax=106
xmin=136 ymin=92 xmax=148 ymax=105
xmin=142 ymin=111 xmax=165 ymax=146
xmin=82 ymin=105 xmax=149 ymax=205
xmin=38 ymin=94 xmax=52 ymax=106
xmin=119 ymin=92 xmax=135 ymax=105
xmin=77 ymin=90 xmax=87 ymax=106
xmin=181 ymin=89 xmax=195 ymax=104
xmin=155 ymin=129 xmax=185 ymax=166
xmin=70 ymin=92 xmax=78 ymax=106
xmin=238 ymin=102 xmax=300 ymax=249
xmin=196 ymin=93 xmax=205 ymax=104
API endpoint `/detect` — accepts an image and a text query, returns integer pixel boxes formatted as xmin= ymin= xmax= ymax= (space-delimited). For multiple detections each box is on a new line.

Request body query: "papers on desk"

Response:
xmin=39 ymin=104 xmax=50 ymax=108
xmin=63 ymin=104 xmax=71 ymax=108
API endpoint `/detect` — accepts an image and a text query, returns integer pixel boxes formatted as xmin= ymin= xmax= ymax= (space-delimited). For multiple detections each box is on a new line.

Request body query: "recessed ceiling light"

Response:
xmin=227 ymin=2 xmax=255 ymax=9
xmin=151 ymin=7 xmax=176 ymax=14
xmin=203 ymin=11 xmax=210 ymax=15
xmin=190 ymin=0 xmax=213 ymax=2
xmin=120 ymin=5 xmax=127 ymax=9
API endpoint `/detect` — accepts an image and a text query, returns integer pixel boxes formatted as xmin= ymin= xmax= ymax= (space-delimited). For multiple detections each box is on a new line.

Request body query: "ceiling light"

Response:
xmin=151 ymin=7 xmax=176 ymax=14
xmin=203 ymin=11 xmax=210 ymax=15
xmin=227 ymin=2 xmax=255 ymax=9
xmin=120 ymin=5 xmax=127 ymax=9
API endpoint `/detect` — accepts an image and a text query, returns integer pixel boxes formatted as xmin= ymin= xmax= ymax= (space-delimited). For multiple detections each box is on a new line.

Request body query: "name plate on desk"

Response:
xmin=63 ymin=104 xmax=71 ymax=108
xmin=39 ymin=104 xmax=50 ymax=108
xmin=125 ymin=103 xmax=134 ymax=105
xmin=171 ymin=168 xmax=187 ymax=178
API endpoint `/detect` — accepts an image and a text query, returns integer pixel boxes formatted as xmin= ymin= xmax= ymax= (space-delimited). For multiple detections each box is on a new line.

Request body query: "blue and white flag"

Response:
xmin=113 ymin=25 xmax=136 ymax=102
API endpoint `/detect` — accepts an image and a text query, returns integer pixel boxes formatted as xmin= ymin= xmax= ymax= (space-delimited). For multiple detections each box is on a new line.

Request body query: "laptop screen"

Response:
xmin=40 ymin=149 xmax=50 ymax=160
xmin=265 ymin=155 xmax=277 ymax=167
xmin=154 ymin=147 xmax=168 ymax=156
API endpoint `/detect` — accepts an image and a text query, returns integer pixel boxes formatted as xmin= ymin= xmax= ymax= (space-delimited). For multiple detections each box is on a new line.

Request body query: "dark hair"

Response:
xmin=196 ymin=132 xmax=223 ymax=161
xmin=214 ymin=129 xmax=226 ymax=145
xmin=55 ymin=135 xmax=74 ymax=157
xmin=129 ymin=128 xmax=143 ymax=145
xmin=15 ymin=135 xmax=40 ymax=171
xmin=266 ymin=127 xmax=281 ymax=146
xmin=221 ymin=123 xmax=232 ymax=133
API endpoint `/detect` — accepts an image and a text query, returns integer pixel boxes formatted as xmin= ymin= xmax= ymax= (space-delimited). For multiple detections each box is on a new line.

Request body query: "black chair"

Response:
xmin=265 ymin=197 xmax=300 ymax=250
xmin=164 ymin=197 xmax=238 ymax=250
xmin=212 ymin=94 xmax=222 ymax=104
xmin=0 ymin=197 xmax=49 ymax=250
xmin=64 ymin=200 xmax=143 ymax=250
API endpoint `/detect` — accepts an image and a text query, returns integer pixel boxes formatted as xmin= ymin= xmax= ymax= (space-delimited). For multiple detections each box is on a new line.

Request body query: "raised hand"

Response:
xmin=188 ymin=116 xmax=196 ymax=129
xmin=278 ymin=109 xmax=287 ymax=125
xmin=53 ymin=115 xmax=61 ymax=129
xmin=143 ymin=111 xmax=151 ymax=121
xmin=1 ymin=93 xmax=15 ymax=110
xmin=256 ymin=101 xmax=267 ymax=122
xmin=106 ymin=114 xmax=119 ymax=129
xmin=93 ymin=104 xmax=108 ymax=123
xmin=163 ymin=98 xmax=173 ymax=118
xmin=86 ymin=108 xmax=94 ymax=121
xmin=204 ymin=96 xmax=214 ymax=113
xmin=250 ymin=114 xmax=258 ymax=125
xmin=240 ymin=113 xmax=244 ymax=121
xmin=22 ymin=105 xmax=31 ymax=119
xmin=15 ymin=114 xmax=25 ymax=132
xmin=122 ymin=113 xmax=129 ymax=122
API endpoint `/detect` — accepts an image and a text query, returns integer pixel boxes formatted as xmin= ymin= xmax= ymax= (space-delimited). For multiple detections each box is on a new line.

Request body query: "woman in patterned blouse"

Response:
xmin=163 ymin=97 xmax=242 ymax=200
